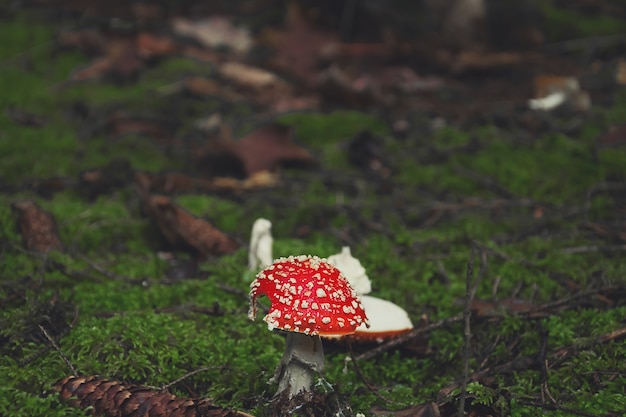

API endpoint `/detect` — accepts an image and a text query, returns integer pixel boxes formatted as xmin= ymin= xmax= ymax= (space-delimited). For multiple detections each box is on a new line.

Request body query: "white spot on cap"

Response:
xmin=316 ymin=288 xmax=327 ymax=298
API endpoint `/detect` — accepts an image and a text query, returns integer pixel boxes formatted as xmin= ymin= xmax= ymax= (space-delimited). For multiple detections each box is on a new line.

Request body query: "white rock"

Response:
xmin=248 ymin=218 xmax=273 ymax=271
xmin=327 ymin=247 xmax=371 ymax=295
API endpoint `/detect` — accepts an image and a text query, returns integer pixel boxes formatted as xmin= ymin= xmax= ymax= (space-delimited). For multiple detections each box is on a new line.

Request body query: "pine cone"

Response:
xmin=55 ymin=375 xmax=254 ymax=417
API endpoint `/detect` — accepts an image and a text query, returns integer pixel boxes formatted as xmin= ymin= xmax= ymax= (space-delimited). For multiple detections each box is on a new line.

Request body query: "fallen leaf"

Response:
xmin=70 ymin=34 xmax=144 ymax=82
xmin=596 ymin=125 xmax=626 ymax=148
xmin=136 ymin=32 xmax=180 ymax=59
xmin=261 ymin=0 xmax=338 ymax=83
xmin=219 ymin=62 xmax=281 ymax=88
xmin=616 ymin=58 xmax=626 ymax=85
xmin=184 ymin=76 xmax=244 ymax=101
xmin=12 ymin=201 xmax=64 ymax=253
xmin=171 ymin=16 xmax=253 ymax=54
xmin=142 ymin=194 xmax=239 ymax=258
xmin=105 ymin=113 xmax=177 ymax=145
xmin=134 ymin=170 xmax=278 ymax=195
xmin=214 ymin=124 xmax=315 ymax=177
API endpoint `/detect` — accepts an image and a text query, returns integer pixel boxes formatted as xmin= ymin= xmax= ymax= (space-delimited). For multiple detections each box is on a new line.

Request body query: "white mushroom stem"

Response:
xmin=270 ymin=332 xmax=324 ymax=398
xmin=248 ymin=218 xmax=273 ymax=272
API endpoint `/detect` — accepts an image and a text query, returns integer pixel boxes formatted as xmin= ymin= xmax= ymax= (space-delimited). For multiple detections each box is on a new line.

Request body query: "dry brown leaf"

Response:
xmin=71 ymin=35 xmax=144 ymax=82
xmin=135 ymin=170 xmax=277 ymax=195
xmin=596 ymin=125 xmax=626 ymax=148
xmin=616 ymin=58 xmax=626 ymax=85
xmin=57 ymin=29 xmax=106 ymax=55
xmin=261 ymin=0 xmax=338 ymax=83
xmin=171 ymin=17 xmax=253 ymax=54
xmin=136 ymin=32 xmax=180 ymax=59
xmin=219 ymin=62 xmax=281 ymax=88
xmin=142 ymin=194 xmax=239 ymax=257
xmin=184 ymin=76 xmax=244 ymax=101
xmin=451 ymin=50 xmax=526 ymax=74
xmin=12 ymin=201 xmax=64 ymax=253
xmin=221 ymin=124 xmax=315 ymax=177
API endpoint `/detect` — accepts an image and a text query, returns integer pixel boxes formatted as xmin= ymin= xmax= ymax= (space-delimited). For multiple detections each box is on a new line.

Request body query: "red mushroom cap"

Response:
xmin=249 ymin=255 xmax=369 ymax=336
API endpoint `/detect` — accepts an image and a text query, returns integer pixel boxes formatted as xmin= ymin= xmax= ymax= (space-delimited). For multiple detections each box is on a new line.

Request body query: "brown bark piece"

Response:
xmin=12 ymin=201 xmax=64 ymax=253
xmin=55 ymin=376 xmax=255 ymax=417
xmin=142 ymin=195 xmax=239 ymax=257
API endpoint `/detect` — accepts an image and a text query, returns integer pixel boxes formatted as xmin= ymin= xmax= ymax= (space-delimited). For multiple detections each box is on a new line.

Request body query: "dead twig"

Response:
xmin=459 ymin=242 xmax=487 ymax=417
xmin=158 ymin=366 xmax=226 ymax=391
xmin=353 ymin=314 xmax=464 ymax=362
xmin=345 ymin=340 xmax=398 ymax=405
xmin=354 ymin=283 xmax=625 ymax=362
xmin=561 ymin=244 xmax=626 ymax=254
xmin=39 ymin=325 xmax=78 ymax=377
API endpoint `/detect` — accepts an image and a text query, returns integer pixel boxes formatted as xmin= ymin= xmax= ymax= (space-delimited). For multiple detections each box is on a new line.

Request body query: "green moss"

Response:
xmin=539 ymin=1 xmax=626 ymax=41
xmin=2 ymin=6 xmax=626 ymax=417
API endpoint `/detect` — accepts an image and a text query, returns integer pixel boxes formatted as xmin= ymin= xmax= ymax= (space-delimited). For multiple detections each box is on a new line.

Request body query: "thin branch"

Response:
xmin=158 ymin=366 xmax=226 ymax=391
xmin=353 ymin=314 xmax=464 ymax=362
xmin=39 ymin=325 xmax=78 ymax=377
xmin=459 ymin=242 xmax=486 ymax=417
xmin=561 ymin=244 xmax=626 ymax=254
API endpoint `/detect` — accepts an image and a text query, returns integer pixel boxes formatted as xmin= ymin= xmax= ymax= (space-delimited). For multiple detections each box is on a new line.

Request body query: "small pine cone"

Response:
xmin=55 ymin=375 xmax=255 ymax=417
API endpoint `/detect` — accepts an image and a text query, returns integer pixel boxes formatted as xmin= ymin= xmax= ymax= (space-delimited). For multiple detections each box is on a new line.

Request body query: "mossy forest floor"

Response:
xmin=1 ymin=2 xmax=626 ymax=417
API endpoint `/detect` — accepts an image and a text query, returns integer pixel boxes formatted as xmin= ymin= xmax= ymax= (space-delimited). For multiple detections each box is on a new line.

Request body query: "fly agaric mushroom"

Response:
xmin=248 ymin=255 xmax=369 ymax=398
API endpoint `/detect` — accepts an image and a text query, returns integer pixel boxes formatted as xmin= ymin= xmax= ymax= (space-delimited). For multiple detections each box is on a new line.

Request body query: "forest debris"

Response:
xmin=5 ymin=106 xmax=47 ymax=127
xmin=260 ymin=0 xmax=338 ymax=82
xmin=12 ymin=201 xmax=64 ymax=253
xmin=451 ymin=50 xmax=526 ymax=74
xmin=62 ymin=29 xmax=180 ymax=83
xmin=55 ymin=375 xmax=255 ymax=417
xmin=142 ymin=194 xmax=239 ymax=257
xmin=79 ymin=158 xmax=134 ymax=200
xmin=616 ymin=58 xmax=626 ymax=85
xmin=213 ymin=124 xmax=315 ymax=177
xmin=219 ymin=62 xmax=281 ymax=88
xmin=134 ymin=170 xmax=277 ymax=194
xmin=70 ymin=34 xmax=144 ymax=82
xmin=528 ymin=75 xmax=590 ymax=112
xmin=136 ymin=32 xmax=180 ymax=59
xmin=595 ymin=125 xmax=626 ymax=148
xmin=347 ymin=131 xmax=392 ymax=179
xmin=171 ymin=17 xmax=253 ymax=54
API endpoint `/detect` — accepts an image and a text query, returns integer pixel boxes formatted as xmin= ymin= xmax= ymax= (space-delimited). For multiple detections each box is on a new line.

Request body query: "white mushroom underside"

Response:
xmin=353 ymin=295 xmax=413 ymax=335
